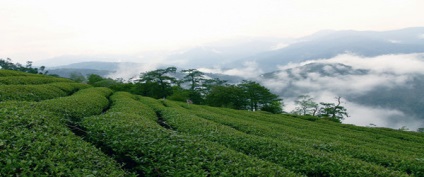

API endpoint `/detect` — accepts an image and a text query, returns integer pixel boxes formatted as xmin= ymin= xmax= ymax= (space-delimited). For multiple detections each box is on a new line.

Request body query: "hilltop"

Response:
xmin=1 ymin=69 xmax=424 ymax=176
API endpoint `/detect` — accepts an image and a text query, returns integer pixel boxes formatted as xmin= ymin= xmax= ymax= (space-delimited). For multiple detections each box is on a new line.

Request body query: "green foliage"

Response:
xmin=0 ymin=82 xmax=90 ymax=102
xmin=0 ymin=58 xmax=45 ymax=74
xmin=195 ymin=105 xmax=424 ymax=176
xmin=260 ymin=100 xmax=284 ymax=114
xmin=87 ymin=74 xmax=104 ymax=84
xmin=291 ymin=95 xmax=349 ymax=122
xmin=168 ymin=86 xmax=191 ymax=102
xmin=138 ymin=66 xmax=177 ymax=98
xmin=144 ymin=99 xmax=411 ymax=176
xmin=132 ymin=82 xmax=172 ymax=99
xmin=3 ymin=70 xmax=424 ymax=176
xmin=0 ymin=69 xmax=44 ymax=77
xmin=81 ymin=92 xmax=299 ymax=176
xmin=318 ymin=97 xmax=348 ymax=121
xmin=38 ymin=87 xmax=112 ymax=122
xmin=49 ymin=82 xmax=91 ymax=93
xmin=189 ymin=102 xmax=424 ymax=176
xmin=204 ymin=81 xmax=283 ymax=113
xmin=0 ymin=102 xmax=128 ymax=176
xmin=181 ymin=68 xmax=205 ymax=91
xmin=69 ymin=72 xmax=86 ymax=83
xmin=239 ymin=80 xmax=282 ymax=112
xmin=205 ymin=85 xmax=247 ymax=109
xmin=0 ymin=76 xmax=72 ymax=85
xmin=292 ymin=95 xmax=319 ymax=116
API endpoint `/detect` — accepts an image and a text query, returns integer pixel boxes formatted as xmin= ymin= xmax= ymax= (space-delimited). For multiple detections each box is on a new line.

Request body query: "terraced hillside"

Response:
xmin=1 ymin=70 xmax=423 ymax=176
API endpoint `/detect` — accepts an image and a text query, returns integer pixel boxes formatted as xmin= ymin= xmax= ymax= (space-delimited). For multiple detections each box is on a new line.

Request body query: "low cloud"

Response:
xmin=262 ymin=53 xmax=424 ymax=130
xmin=279 ymin=53 xmax=424 ymax=75
xmin=419 ymin=34 xmax=424 ymax=39
xmin=107 ymin=62 xmax=161 ymax=81
xmin=283 ymin=90 xmax=424 ymax=130
xmin=198 ymin=61 xmax=263 ymax=79
xmin=266 ymin=53 xmax=424 ymax=94
xmin=270 ymin=42 xmax=289 ymax=50
xmin=343 ymin=102 xmax=423 ymax=131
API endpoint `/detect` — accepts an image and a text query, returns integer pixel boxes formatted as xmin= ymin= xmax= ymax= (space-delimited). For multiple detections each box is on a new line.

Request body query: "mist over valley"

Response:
xmin=38 ymin=27 xmax=424 ymax=131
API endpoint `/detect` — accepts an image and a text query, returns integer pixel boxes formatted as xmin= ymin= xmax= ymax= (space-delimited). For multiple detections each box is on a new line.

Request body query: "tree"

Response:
xmin=168 ymin=86 xmax=191 ymax=102
xmin=181 ymin=69 xmax=207 ymax=104
xmin=202 ymin=77 xmax=228 ymax=95
xmin=69 ymin=72 xmax=86 ymax=83
xmin=318 ymin=97 xmax=348 ymax=122
xmin=87 ymin=74 xmax=105 ymax=85
xmin=292 ymin=95 xmax=319 ymax=116
xmin=0 ymin=58 xmax=45 ymax=74
xmin=239 ymin=80 xmax=282 ymax=112
xmin=138 ymin=67 xmax=177 ymax=98
xmin=261 ymin=100 xmax=284 ymax=114
xmin=417 ymin=128 xmax=424 ymax=133
xmin=205 ymin=85 xmax=247 ymax=110
xmin=181 ymin=69 xmax=205 ymax=91
xmin=399 ymin=126 xmax=409 ymax=131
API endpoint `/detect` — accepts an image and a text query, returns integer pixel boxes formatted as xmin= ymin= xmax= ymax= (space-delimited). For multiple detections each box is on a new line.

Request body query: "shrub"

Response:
xmin=0 ymin=101 xmax=129 ymax=176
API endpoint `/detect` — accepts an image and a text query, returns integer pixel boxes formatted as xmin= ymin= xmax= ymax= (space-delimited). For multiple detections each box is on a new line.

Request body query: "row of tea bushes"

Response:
xmin=179 ymin=103 xmax=424 ymax=176
xmin=204 ymin=104 xmax=424 ymax=154
xmin=142 ymin=99 xmax=408 ymax=177
xmin=38 ymin=87 xmax=112 ymax=122
xmin=0 ymin=70 xmax=45 ymax=77
xmin=0 ymin=82 xmax=90 ymax=102
xmin=81 ymin=92 xmax=300 ymax=176
xmin=0 ymin=98 xmax=129 ymax=176
xmin=0 ymin=76 xmax=72 ymax=85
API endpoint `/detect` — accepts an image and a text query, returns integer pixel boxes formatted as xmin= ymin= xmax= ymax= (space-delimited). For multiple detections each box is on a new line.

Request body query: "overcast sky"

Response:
xmin=1 ymin=0 xmax=424 ymax=63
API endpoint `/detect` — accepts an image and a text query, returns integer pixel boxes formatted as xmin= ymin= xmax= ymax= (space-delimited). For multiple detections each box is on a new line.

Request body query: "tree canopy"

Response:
xmin=0 ymin=58 xmax=46 ymax=74
xmin=138 ymin=67 xmax=177 ymax=99
xmin=84 ymin=66 xmax=284 ymax=114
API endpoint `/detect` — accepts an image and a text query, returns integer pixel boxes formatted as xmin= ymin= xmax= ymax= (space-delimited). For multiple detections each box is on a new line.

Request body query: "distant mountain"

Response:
xmin=50 ymin=61 xmax=140 ymax=71
xmin=46 ymin=61 xmax=143 ymax=78
xmin=167 ymin=37 xmax=292 ymax=68
xmin=262 ymin=63 xmax=369 ymax=80
xmin=243 ymin=27 xmax=424 ymax=71
xmin=47 ymin=68 xmax=112 ymax=78
xmin=46 ymin=61 xmax=245 ymax=83
xmin=35 ymin=54 xmax=144 ymax=67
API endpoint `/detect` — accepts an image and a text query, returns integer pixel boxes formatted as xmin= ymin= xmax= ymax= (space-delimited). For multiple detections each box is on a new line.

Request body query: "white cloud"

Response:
xmin=199 ymin=61 xmax=263 ymax=79
xmin=262 ymin=53 xmax=424 ymax=130
xmin=343 ymin=102 xmax=423 ymax=130
xmin=3 ymin=0 xmax=424 ymax=63
xmin=270 ymin=43 xmax=289 ymax=50
xmin=283 ymin=90 xmax=424 ymax=130
xmin=107 ymin=62 xmax=161 ymax=80
xmin=278 ymin=53 xmax=424 ymax=75
xmin=388 ymin=39 xmax=402 ymax=43
xmin=322 ymin=53 xmax=424 ymax=74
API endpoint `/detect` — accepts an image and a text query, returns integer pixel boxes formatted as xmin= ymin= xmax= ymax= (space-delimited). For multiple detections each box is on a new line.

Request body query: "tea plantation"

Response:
xmin=1 ymin=70 xmax=424 ymax=176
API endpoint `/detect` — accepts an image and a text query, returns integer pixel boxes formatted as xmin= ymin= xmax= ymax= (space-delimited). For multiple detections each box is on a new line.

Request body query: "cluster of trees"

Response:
xmin=86 ymin=67 xmax=283 ymax=114
xmin=0 ymin=58 xmax=46 ymax=74
xmin=291 ymin=95 xmax=348 ymax=122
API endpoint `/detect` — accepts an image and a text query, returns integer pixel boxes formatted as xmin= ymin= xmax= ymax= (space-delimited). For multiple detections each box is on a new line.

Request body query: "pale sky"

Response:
xmin=1 ymin=0 xmax=423 ymax=63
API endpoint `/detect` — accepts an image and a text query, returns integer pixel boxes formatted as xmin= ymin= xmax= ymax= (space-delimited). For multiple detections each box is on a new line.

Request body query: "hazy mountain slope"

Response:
xmin=47 ymin=68 xmax=112 ymax=78
xmin=46 ymin=61 xmax=144 ymax=78
xmin=166 ymin=37 xmax=292 ymax=68
xmin=260 ymin=58 xmax=424 ymax=129
xmin=51 ymin=61 xmax=140 ymax=71
xmin=246 ymin=27 xmax=424 ymax=71
xmin=5 ymin=69 xmax=424 ymax=176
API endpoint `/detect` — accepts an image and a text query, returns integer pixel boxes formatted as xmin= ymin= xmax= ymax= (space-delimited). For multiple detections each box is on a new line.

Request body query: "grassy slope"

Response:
xmin=1 ymin=69 xmax=424 ymax=176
